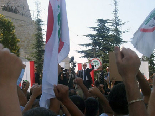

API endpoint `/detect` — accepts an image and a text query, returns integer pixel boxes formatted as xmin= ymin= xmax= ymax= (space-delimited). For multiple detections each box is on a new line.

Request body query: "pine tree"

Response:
xmin=34 ymin=18 xmax=44 ymax=78
xmin=149 ymin=53 xmax=155 ymax=76
xmin=110 ymin=0 xmax=126 ymax=46
xmin=33 ymin=1 xmax=45 ymax=80
xmin=78 ymin=0 xmax=125 ymax=72
xmin=0 ymin=14 xmax=20 ymax=56
xmin=78 ymin=19 xmax=112 ymax=58
xmin=142 ymin=52 xmax=155 ymax=77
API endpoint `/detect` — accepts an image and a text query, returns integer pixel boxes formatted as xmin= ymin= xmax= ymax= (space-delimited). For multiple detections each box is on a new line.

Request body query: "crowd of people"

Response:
xmin=0 ymin=43 xmax=155 ymax=116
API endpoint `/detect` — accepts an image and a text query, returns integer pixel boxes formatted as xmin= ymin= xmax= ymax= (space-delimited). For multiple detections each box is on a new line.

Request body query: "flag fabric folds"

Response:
xmin=40 ymin=0 xmax=70 ymax=108
xmin=132 ymin=8 xmax=155 ymax=57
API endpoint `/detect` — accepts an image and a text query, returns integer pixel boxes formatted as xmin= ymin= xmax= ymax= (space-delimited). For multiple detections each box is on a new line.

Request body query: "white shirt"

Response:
xmin=83 ymin=69 xmax=88 ymax=80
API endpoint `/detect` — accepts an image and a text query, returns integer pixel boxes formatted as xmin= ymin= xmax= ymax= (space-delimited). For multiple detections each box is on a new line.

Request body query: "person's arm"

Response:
xmin=22 ymin=85 xmax=42 ymax=113
xmin=54 ymin=84 xmax=84 ymax=116
xmin=148 ymin=77 xmax=155 ymax=116
xmin=22 ymin=81 xmax=30 ymax=98
xmin=137 ymin=70 xmax=151 ymax=105
xmin=114 ymin=46 xmax=147 ymax=116
xmin=60 ymin=102 xmax=71 ymax=116
xmin=49 ymin=98 xmax=61 ymax=115
xmin=89 ymin=87 xmax=113 ymax=115
xmin=88 ymin=64 xmax=94 ymax=72
xmin=74 ymin=78 xmax=91 ymax=99
xmin=0 ymin=44 xmax=23 ymax=116
xmin=17 ymin=85 xmax=27 ymax=107
xmin=89 ymin=60 xmax=94 ymax=71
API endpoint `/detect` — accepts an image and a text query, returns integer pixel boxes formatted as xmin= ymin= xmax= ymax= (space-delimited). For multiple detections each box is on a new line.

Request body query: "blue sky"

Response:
xmin=27 ymin=0 xmax=155 ymax=63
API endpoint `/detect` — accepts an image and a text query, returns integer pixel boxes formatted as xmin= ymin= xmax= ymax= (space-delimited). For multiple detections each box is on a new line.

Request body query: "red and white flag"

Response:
xmin=18 ymin=61 xmax=35 ymax=89
xmin=40 ymin=0 xmax=70 ymax=108
xmin=23 ymin=61 xmax=35 ymax=87
xmin=132 ymin=8 xmax=155 ymax=57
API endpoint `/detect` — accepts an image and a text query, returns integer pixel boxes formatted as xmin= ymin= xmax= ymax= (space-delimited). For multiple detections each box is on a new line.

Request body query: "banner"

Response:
xmin=89 ymin=58 xmax=102 ymax=70
xmin=132 ymin=8 xmax=155 ymax=57
xmin=40 ymin=0 xmax=70 ymax=108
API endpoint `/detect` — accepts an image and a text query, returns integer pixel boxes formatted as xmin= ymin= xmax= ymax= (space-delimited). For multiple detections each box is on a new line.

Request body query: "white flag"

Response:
xmin=132 ymin=8 xmax=155 ymax=57
xmin=40 ymin=0 xmax=70 ymax=108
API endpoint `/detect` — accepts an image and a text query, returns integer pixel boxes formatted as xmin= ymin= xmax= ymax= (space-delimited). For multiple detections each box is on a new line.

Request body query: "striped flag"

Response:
xmin=23 ymin=61 xmax=35 ymax=87
xmin=18 ymin=61 xmax=35 ymax=91
xmin=40 ymin=0 xmax=70 ymax=108
xmin=132 ymin=8 xmax=155 ymax=57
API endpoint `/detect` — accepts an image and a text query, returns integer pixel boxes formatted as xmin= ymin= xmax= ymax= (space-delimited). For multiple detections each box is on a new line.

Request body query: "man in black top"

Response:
xmin=78 ymin=63 xmax=94 ymax=89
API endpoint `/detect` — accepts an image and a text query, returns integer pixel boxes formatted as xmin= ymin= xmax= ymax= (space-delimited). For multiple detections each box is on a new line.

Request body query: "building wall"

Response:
xmin=0 ymin=0 xmax=36 ymax=59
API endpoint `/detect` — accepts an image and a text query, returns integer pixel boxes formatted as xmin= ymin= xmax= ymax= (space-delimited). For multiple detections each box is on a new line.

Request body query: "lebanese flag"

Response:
xmin=131 ymin=8 xmax=155 ymax=57
xmin=18 ymin=61 xmax=35 ymax=89
xmin=40 ymin=0 xmax=70 ymax=108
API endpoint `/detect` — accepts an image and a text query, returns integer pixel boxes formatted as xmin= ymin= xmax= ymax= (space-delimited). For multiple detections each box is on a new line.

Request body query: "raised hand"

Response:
xmin=0 ymin=43 xmax=23 ymax=116
xmin=88 ymin=86 xmax=101 ymax=97
xmin=0 ymin=43 xmax=23 ymax=85
xmin=114 ymin=46 xmax=141 ymax=81
xmin=54 ymin=84 xmax=69 ymax=103
xmin=74 ymin=77 xmax=83 ymax=85
xmin=31 ymin=85 xmax=42 ymax=98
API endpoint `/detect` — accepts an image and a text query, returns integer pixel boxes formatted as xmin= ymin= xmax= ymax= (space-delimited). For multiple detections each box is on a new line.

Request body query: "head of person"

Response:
xmin=85 ymin=97 xmax=99 ymax=116
xmin=108 ymin=83 xmax=128 ymax=115
xmin=22 ymin=80 xmax=30 ymax=91
xmin=35 ymin=67 xmax=37 ymax=73
xmin=69 ymin=89 xmax=77 ymax=97
xmin=83 ymin=63 xmax=87 ymax=69
xmin=94 ymin=80 xmax=100 ymax=87
xmin=70 ymin=95 xmax=85 ymax=114
xmin=61 ymin=67 xmax=64 ymax=72
xmin=23 ymin=107 xmax=57 ymax=116
xmin=106 ymin=67 xmax=109 ymax=72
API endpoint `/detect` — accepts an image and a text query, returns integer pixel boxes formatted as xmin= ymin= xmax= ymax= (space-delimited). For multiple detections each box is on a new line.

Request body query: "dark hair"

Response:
xmin=94 ymin=80 xmax=100 ymax=87
xmin=70 ymin=95 xmax=85 ymax=113
xmin=23 ymin=107 xmax=57 ymax=116
xmin=69 ymin=89 xmax=76 ymax=96
xmin=108 ymin=83 xmax=128 ymax=115
xmin=85 ymin=97 xmax=99 ymax=116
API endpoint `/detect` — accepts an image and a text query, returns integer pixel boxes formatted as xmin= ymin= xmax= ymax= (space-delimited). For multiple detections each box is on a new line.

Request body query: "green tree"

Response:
xmin=31 ymin=1 xmax=45 ymax=81
xmin=149 ymin=53 xmax=155 ymax=77
xmin=110 ymin=0 xmax=125 ymax=46
xmin=0 ymin=14 xmax=20 ymax=56
xmin=78 ymin=19 xmax=112 ymax=71
xmin=34 ymin=18 xmax=44 ymax=79
xmin=142 ymin=52 xmax=155 ymax=77
xmin=78 ymin=0 xmax=125 ymax=72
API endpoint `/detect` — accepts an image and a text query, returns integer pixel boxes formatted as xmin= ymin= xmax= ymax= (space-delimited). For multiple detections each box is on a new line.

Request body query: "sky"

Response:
xmin=27 ymin=0 xmax=155 ymax=64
